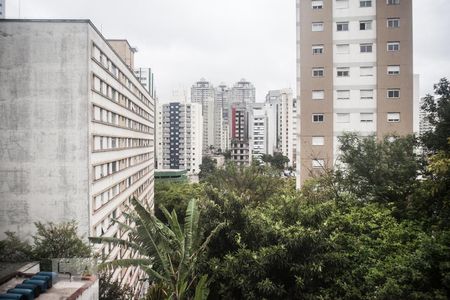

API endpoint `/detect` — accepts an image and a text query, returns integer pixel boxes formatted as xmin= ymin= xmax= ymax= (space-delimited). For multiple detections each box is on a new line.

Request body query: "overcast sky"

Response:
xmin=5 ymin=0 xmax=450 ymax=102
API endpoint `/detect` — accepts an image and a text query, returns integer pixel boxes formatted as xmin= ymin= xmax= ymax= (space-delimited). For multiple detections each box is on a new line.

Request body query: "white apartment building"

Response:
xmin=230 ymin=79 xmax=256 ymax=105
xmin=251 ymin=103 xmax=268 ymax=159
xmin=134 ymin=67 xmax=156 ymax=99
xmin=215 ymin=83 xmax=231 ymax=151
xmin=297 ymin=0 xmax=414 ymax=185
xmin=0 ymin=20 xmax=155 ymax=296
xmin=264 ymin=89 xmax=297 ymax=167
xmin=191 ymin=79 xmax=215 ymax=152
xmin=157 ymin=102 xmax=203 ymax=174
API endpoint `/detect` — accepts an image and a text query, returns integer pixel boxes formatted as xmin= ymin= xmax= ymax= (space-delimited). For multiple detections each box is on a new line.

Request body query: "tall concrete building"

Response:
xmin=191 ymin=78 xmax=215 ymax=152
xmin=215 ymin=83 xmax=231 ymax=151
xmin=230 ymin=79 xmax=256 ymax=105
xmin=156 ymin=102 xmax=203 ymax=174
xmin=296 ymin=0 xmax=413 ymax=185
xmin=134 ymin=67 xmax=156 ymax=99
xmin=264 ymin=89 xmax=298 ymax=167
xmin=0 ymin=20 xmax=155 ymax=295
xmin=0 ymin=0 xmax=5 ymax=19
xmin=251 ymin=103 xmax=268 ymax=159
xmin=230 ymin=103 xmax=252 ymax=166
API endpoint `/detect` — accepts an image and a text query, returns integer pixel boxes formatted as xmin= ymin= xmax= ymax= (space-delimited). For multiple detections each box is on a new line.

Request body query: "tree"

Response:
xmin=90 ymin=197 xmax=223 ymax=300
xmin=0 ymin=232 xmax=33 ymax=262
xmin=198 ymin=156 xmax=217 ymax=180
xmin=421 ymin=78 xmax=450 ymax=153
xmin=33 ymin=221 xmax=91 ymax=259
xmin=261 ymin=153 xmax=290 ymax=171
xmin=98 ymin=271 xmax=134 ymax=300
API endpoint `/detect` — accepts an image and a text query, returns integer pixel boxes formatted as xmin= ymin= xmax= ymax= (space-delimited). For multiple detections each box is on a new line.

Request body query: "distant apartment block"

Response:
xmin=230 ymin=103 xmax=252 ymax=166
xmin=215 ymin=83 xmax=231 ymax=151
xmin=296 ymin=0 xmax=414 ymax=185
xmin=230 ymin=78 xmax=256 ymax=105
xmin=251 ymin=103 xmax=268 ymax=159
xmin=0 ymin=20 xmax=155 ymax=296
xmin=134 ymin=67 xmax=156 ymax=98
xmin=156 ymin=102 xmax=203 ymax=174
xmin=191 ymin=78 xmax=215 ymax=152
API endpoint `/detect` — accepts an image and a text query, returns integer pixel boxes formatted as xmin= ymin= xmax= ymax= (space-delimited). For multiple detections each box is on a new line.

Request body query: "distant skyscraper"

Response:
xmin=0 ymin=0 xmax=5 ymax=19
xmin=251 ymin=103 xmax=268 ymax=159
xmin=191 ymin=78 xmax=215 ymax=152
xmin=134 ymin=68 xmax=156 ymax=98
xmin=296 ymin=0 xmax=414 ymax=186
xmin=215 ymin=83 xmax=231 ymax=150
xmin=157 ymin=102 xmax=203 ymax=174
xmin=230 ymin=103 xmax=252 ymax=166
xmin=230 ymin=79 xmax=256 ymax=105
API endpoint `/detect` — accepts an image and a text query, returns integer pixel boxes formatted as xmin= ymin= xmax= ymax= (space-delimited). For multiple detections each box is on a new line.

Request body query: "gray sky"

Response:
xmin=5 ymin=0 xmax=450 ymax=102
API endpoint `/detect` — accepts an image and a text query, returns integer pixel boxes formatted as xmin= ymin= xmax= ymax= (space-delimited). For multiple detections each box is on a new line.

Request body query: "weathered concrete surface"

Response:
xmin=0 ymin=21 xmax=90 ymax=240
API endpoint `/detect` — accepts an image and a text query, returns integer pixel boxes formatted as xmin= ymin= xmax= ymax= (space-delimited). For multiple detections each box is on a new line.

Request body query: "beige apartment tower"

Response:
xmin=296 ymin=0 xmax=413 ymax=185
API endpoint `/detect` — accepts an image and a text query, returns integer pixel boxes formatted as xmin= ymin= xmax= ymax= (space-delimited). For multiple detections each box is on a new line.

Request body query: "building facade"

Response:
xmin=191 ymin=79 xmax=215 ymax=152
xmin=230 ymin=79 xmax=256 ymax=105
xmin=296 ymin=0 xmax=413 ymax=185
xmin=230 ymin=103 xmax=252 ymax=166
xmin=0 ymin=20 xmax=155 ymax=296
xmin=0 ymin=0 xmax=5 ymax=19
xmin=157 ymin=102 xmax=203 ymax=174
xmin=251 ymin=103 xmax=268 ymax=159
xmin=134 ymin=67 xmax=156 ymax=99
xmin=214 ymin=83 xmax=231 ymax=151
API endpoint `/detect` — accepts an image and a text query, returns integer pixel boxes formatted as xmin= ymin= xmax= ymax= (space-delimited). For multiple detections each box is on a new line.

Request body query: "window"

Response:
xmin=387 ymin=41 xmax=400 ymax=52
xmin=336 ymin=44 xmax=350 ymax=54
xmin=335 ymin=0 xmax=349 ymax=9
xmin=387 ymin=89 xmax=400 ymax=98
xmin=312 ymin=114 xmax=324 ymax=123
xmin=336 ymin=113 xmax=350 ymax=123
xmin=312 ymin=44 xmax=324 ymax=55
xmin=312 ymin=22 xmax=324 ymax=32
xmin=312 ymin=90 xmax=325 ymax=100
xmin=312 ymin=0 xmax=323 ymax=9
xmin=312 ymin=136 xmax=325 ymax=146
xmin=337 ymin=22 xmax=349 ymax=31
xmin=387 ymin=0 xmax=400 ymax=5
xmin=360 ymin=0 xmax=372 ymax=7
xmin=337 ymin=90 xmax=350 ymax=100
xmin=312 ymin=68 xmax=324 ymax=77
xmin=387 ymin=18 xmax=400 ymax=28
xmin=387 ymin=65 xmax=400 ymax=75
xmin=360 ymin=113 xmax=374 ymax=123
xmin=360 ymin=20 xmax=372 ymax=30
xmin=337 ymin=67 xmax=350 ymax=77
xmin=312 ymin=159 xmax=325 ymax=168
xmin=387 ymin=112 xmax=400 ymax=122
xmin=360 ymin=89 xmax=374 ymax=100
xmin=360 ymin=43 xmax=373 ymax=53
xmin=360 ymin=66 xmax=374 ymax=77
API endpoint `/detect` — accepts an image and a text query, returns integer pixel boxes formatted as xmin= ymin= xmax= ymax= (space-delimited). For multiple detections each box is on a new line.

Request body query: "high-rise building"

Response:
xmin=230 ymin=79 xmax=256 ymax=105
xmin=264 ymin=89 xmax=297 ymax=167
xmin=230 ymin=103 xmax=252 ymax=166
xmin=215 ymin=83 xmax=231 ymax=151
xmin=0 ymin=0 xmax=5 ymax=19
xmin=251 ymin=103 xmax=268 ymax=159
xmin=0 ymin=20 xmax=155 ymax=296
xmin=156 ymin=102 xmax=203 ymax=174
xmin=296 ymin=0 xmax=413 ymax=185
xmin=191 ymin=78 xmax=215 ymax=152
xmin=419 ymin=97 xmax=433 ymax=136
xmin=134 ymin=67 xmax=156 ymax=98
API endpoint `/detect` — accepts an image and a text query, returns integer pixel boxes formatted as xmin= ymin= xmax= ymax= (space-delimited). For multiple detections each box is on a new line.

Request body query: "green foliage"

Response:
xmin=199 ymin=156 xmax=217 ymax=180
xmin=90 ymin=197 xmax=223 ymax=300
xmin=0 ymin=232 xmax=33 ymax=262
xmin=337 ymin=134 xmax=421 ymax=205
xmin=421 ymin=78 xmax=450 ymax=153
xmin=99 ymin=271 xmax=134 ymax=300
xmin=261 ymin=152 xmax=290 ymax=171
xmin=33 ymin=221 xmax=91 ymax=259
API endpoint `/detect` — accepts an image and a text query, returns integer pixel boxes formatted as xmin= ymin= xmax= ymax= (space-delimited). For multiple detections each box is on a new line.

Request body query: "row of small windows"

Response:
xmin=312 ymin=0 xmax=399 ymax=10
xmin=312 ymin=18 xmax=399 ymax=32
xmin=93 ymin=75 xmax=152 ymax=121
xmin=93 ymin=171 xmax=153 ymax=236
xmin=92 ymin=44 xmax=153 ymax=110
xmin=93 ymin=152 xmax=152 ymax=181
xmin=93 ymin=135 xmax=152 ymax=152
xmin=311 ymin=89 xmax=400 ymax=100
xmin=313 ymin=42 xmax=400 ymax=55
xmin=311 ymin=112 xmax=401 ymax=123
xmin=311 ymin=65 xmax=400 ymax=77
xmin=93 ymin=105 xmax=152 ymax=133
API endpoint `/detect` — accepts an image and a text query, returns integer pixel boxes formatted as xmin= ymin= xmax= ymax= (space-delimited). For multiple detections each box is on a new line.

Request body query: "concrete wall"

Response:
xmin=0 ymin=20 xmax=90 ymax=240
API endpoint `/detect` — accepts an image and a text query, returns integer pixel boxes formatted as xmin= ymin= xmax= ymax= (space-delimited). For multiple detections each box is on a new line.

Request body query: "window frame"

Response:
xmin=311 ymin=0 xmax=324 ymax=9
xmin=337 ymin=67 xmax=350 ymax=77
xmin=387 ymin=41 xmax=400 ymax=52
xmin=312 ymin=22 xmax=324 ymax=32
xmin=312 ymin=44 xmax=324 ymax=55
xmin=312 ymin=136 xmax=325 ymax=146
xmin=360 ymin=113 xmax=374 ymax=123
xmin=360 ymin=43 xmax=373 ymax=53
xmin=312 ymin=68 xmax=325 ymax=77
xmin=359 ymin=20 xmax=373 ymax=31
xmin=360 ymin=0 xmax=372 ymax=7
xmin=387 ymin=18 xmax=400 ymax=28
xmin=312 ymin=113 xmax=325 ymax=123
xmin=387 ymin=89 xmax=401 ymax=99
xmin=336 ymin=22 xmax=349 ymax=32
xmin=387 ymin=65 xmax=400 ymax=75
xmin=387 ymin=112 xmax=401 ymax=123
